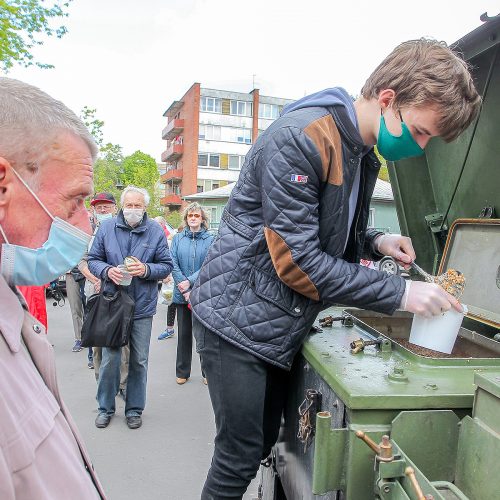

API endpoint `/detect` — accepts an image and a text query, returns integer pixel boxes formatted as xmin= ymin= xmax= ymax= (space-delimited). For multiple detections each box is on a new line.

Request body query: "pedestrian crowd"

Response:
xmin=0 ymin=34 xmax=480 ymax=500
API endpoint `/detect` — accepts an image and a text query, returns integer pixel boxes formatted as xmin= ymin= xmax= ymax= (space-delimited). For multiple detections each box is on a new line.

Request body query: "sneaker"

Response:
xmin=72 ymin=340 xmax=83 ymax=352
xmin=157 ymin=328 xmax=175 ymax=340
xmin=87 ymin=359 xmax=94 ymax=369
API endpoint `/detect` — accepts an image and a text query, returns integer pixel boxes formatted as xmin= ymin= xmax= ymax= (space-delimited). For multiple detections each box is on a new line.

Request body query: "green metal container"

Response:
xmin=258 ymin=14 xmax=500 ymax=500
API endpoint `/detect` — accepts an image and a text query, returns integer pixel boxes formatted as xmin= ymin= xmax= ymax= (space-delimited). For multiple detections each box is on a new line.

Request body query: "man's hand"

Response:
xmin=178 ymin=279 xmax=190 ymax=293
xmin=163 ymin=275 xmax=173 ymax=284
xmin=376 ymin=234 xmax=415 ymax=269
xmin=107 ymin=267 xmax=124 ymax=285
xmin=93 ymin=279 xmax=101 ymax=293
xmin=402 ymin=281 xmax=463 ymax=318
xmin=183 ymin=291 xmax=191 ymax=302
xmin=127 ymin=259 xmax=147 ymax=277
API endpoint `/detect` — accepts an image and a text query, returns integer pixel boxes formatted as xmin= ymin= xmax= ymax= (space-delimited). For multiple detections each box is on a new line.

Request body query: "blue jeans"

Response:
xmin=97 ymin=316 xmax=153 ymax=418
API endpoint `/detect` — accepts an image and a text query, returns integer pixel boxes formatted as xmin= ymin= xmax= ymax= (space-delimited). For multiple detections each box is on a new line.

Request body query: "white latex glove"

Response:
xmin=375 ymin=234 xmax=415 ymax=269
xmin=401 ymin=281 xmax=463 ymax=318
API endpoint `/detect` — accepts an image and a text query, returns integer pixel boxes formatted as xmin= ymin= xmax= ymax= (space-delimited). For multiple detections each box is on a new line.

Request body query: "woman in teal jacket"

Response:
xmin=170 ymin=202 xmax=213 ymax=384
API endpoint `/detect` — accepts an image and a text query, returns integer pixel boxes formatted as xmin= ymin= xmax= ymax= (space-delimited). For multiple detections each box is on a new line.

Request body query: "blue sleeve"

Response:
xmin=87 ymin=226 xmax=111 ymax=279
xmin=186 ymin=234 xmax=214 ymax=285
xmin=143 ymin=232 xmax=173 ymax=281
xmin=170 ymin=234 xmax=187 ymax=284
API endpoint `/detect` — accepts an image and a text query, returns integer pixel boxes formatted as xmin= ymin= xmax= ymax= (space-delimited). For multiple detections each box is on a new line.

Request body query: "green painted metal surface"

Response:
xmin=311 ymin=412 xmax=347 ymax=494
xmin=302 ymin=306 xmax=500 ymax=411
xmin=455 ymin=416 xmax=500 ymax=499
xmin=472 ymin=372 xmax=500 ymax=434
xmin=391 ymin=411 xmax=459 ymax=482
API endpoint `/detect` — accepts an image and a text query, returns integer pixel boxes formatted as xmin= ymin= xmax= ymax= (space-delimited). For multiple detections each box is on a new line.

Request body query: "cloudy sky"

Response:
xmin=6 ymin=0 xmax=499 ymax=161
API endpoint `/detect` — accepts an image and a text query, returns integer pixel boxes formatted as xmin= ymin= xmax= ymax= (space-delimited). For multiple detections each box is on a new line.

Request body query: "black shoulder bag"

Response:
xmin=81 ymin=284 xmax=135 ymax=348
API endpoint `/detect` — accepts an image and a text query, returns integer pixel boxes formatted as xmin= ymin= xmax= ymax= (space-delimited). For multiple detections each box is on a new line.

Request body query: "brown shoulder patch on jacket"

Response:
xmin=264 ymin=228 xmax=319 ymax=301
xmin=304 ymin=115 xmax=343 ymax=185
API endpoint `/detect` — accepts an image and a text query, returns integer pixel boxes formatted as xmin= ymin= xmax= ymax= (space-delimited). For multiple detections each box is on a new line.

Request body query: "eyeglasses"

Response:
xmin=187 ymin=213 xmax=201 ymax=219
xmin=94 ymin=204 xmax=115 ymax=213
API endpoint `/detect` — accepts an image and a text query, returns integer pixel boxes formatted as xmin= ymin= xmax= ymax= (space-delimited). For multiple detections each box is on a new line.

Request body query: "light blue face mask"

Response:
xmin=95 ymin=212 xmax=113 ymax=224
xmin=0 ymin=169 xmax=91 ymax=286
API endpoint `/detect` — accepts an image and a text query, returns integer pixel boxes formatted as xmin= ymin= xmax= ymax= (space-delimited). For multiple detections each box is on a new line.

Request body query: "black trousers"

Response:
xmin=193 ymin=317 xmax=290 ymax=500
xmin=176 ymin=304 xmax=205 ymax=379
xmin=166 ymin=303 xmax=176 ymax=327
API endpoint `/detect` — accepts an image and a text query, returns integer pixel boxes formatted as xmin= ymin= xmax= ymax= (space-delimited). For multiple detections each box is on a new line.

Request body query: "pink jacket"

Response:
xmin=0 ymin=275 xmax=106 ymax=499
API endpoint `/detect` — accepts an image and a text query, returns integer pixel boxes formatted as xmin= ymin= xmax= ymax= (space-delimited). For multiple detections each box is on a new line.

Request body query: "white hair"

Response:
xmin=120 ymin=185 xmax=150 ymax=207
xmin=0 ymin=77 xmax=98 ymax=173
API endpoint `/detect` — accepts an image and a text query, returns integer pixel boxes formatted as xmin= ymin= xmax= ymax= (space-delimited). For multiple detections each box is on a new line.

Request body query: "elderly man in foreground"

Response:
xmin=88 ymin=185 xmax=172 ymax=430
xmin=0 ymin=78 xmax=105 ymax=498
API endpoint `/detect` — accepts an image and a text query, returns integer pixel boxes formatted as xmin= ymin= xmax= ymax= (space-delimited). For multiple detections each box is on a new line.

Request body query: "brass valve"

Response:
xmin=405 ymin=467 xmax=434 ymax=500
xmin=355 ymin=431 xmax=394 ymax=462
xmin=350 ymin=338 xmax=382 ymax=354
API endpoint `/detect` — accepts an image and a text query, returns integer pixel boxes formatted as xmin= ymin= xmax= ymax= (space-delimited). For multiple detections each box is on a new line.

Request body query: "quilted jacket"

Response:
xmin=190 ymin=92 xmax=406 ymax=369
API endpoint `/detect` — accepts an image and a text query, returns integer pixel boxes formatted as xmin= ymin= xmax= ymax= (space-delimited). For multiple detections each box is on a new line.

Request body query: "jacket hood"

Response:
xmin=281 ymin=87 xmax=358 ymax=126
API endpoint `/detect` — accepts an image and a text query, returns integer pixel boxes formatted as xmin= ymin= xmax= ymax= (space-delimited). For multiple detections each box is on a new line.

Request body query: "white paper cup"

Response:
xmin=117 ymin=265 xmax=132 ymax=286
xmin=409 ymin=305 xmax=468 ymax=354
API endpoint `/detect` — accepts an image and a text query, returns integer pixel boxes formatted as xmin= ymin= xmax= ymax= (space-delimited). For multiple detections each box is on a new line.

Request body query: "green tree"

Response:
xmin=81 ymin=105 xmax=104 ymax=148
xmin=80 ymin=106 xmax=124 ymax=202
xmin=121 ymin=151 xmax=161 ymax=217
xmin=374 ymin=146 xmax=390 ymax=182
xmin=0 ymin=0 xmax=73 ymax=72
xmin=166 ymin=210 xmax=182 ymax=231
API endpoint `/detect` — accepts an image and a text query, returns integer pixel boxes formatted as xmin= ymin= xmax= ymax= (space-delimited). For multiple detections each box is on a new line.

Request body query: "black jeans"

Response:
xmin=193 ymin=317 xmax=290 ymax=500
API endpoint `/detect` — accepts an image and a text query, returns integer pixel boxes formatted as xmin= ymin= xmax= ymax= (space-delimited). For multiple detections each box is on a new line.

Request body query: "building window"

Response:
xmin=198 ymin=153 xmax=208 ymax=166
xmin=199 ymin=124 xmax=221 ymax=140
xmin=259 ymin=103 xmax=279 ymax=119
xmin=368 ymin=208 xmax=375 ymax=228
xmin=209 ymin=154 xmax=220 ymax=168
xmin=228 ymin=154 xmax=245 ymax=170
xmin=197 ymin=184 xmax=203 ymax=193
xmin=230 ymin=100 xmax=253 ymax=117
xmin=237 ymin=128 xmax=251 ymax=144
xmin=212 ymin=183 xmax=219 ymax=190
xmin=201 ymin=96 xmax=222 ymax=113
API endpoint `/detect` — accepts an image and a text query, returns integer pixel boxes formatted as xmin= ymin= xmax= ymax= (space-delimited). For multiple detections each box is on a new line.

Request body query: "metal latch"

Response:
xmin=297 ymin=389 xmax=322 ymax=453
xmin=318 ymin=315 xmax=353 ymax=328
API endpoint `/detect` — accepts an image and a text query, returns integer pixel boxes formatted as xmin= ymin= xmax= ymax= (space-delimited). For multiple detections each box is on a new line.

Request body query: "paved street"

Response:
xmin=48 ymin=299 xmax=259 ymax=500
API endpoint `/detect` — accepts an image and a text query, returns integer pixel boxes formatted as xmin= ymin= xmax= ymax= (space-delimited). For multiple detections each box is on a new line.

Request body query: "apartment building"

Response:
xmin=160 ymin=83 xmax=293 ymax=210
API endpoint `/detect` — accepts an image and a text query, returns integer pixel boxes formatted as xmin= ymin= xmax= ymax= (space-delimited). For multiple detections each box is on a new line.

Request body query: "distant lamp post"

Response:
xmin=115 ymin=179 xmax=124 ymax=190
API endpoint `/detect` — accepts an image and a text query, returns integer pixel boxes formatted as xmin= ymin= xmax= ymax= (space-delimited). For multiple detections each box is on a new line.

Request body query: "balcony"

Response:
xmin=160 ymin=194 xmax=182 ymax=206
xmin=161 ymin=119 xmax=184 ymax=140
xmin=161 ymin=143 xmax=184 ymax=163
xmin=161 ymin=168 xmax=183 ymax=183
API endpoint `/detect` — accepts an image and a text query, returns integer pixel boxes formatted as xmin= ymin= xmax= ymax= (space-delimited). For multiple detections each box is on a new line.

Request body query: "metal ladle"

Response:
xmin=410 ymin=262 xmax=465 ymax=299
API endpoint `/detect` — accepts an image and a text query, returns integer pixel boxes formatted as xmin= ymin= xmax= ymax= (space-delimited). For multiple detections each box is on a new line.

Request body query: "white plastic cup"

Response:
xmin=409 ymin=305 xmax=468 ymax=354
xmin=117 ymin=265 xmax=132 ymax=286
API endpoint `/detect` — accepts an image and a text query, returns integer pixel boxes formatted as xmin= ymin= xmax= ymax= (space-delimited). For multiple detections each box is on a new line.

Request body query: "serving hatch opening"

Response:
xmin=343 ymin=309 xmax=500 ymax=359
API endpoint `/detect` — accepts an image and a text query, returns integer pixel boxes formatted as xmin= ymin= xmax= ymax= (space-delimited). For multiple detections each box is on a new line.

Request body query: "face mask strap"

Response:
xmin=10 ymin=168 xmax=54 ymax=221
xmin=0 ymin=224 xmax=9 ymax=244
